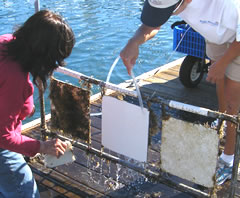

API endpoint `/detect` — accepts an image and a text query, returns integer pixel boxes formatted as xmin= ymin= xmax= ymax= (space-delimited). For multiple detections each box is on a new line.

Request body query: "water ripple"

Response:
xmin=0 ymin=0 xmax=183 ymax=122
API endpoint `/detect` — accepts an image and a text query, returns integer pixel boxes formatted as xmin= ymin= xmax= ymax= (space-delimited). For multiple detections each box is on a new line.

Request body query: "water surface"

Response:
xmin=0 ymin=0 xmax=183 ymax=122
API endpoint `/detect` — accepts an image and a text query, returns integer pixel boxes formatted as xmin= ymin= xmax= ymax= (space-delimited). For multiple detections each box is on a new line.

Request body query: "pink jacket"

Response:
xmin=0 ymin=34 xmax=40 ymax=157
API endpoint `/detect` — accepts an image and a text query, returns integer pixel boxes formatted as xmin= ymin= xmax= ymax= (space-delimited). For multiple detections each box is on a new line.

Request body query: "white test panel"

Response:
xmin=161 ymin=117 xmax=219 ymax=188
xmin=102 ymin=96 xmax=149 ymax=162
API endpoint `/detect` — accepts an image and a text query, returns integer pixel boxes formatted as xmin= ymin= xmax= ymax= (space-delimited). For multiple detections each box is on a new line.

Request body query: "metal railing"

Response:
xmin=36 ymin=66 xmax=240 ymax=198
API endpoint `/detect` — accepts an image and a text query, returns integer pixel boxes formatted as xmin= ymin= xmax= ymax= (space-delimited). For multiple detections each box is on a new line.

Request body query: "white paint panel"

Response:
xmin=102 ymin=96 xmax=149 ymax=162
xmin=161 ymin=117 xmax=219 ymax=188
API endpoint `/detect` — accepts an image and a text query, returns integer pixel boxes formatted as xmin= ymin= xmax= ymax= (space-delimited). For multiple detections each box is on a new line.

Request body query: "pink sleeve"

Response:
xmin=0 ymin=56 xmax=40 ymax=157
xmin=0 ymin=125 xmax=40 ymax=157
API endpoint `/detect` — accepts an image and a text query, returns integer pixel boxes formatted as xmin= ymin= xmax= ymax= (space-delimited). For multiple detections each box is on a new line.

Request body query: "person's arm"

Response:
xmin=120 ymin=24 xmax=160 ymax=75
xmin=0 ymin=69 xmax=67 ymax=157
xmin=207 ymin=40 xmax=240 ymax=83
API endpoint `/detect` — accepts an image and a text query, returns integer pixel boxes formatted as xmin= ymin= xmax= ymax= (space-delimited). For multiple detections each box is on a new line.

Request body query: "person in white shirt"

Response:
xmin=120 ymin=0 xmax=240 ymax=185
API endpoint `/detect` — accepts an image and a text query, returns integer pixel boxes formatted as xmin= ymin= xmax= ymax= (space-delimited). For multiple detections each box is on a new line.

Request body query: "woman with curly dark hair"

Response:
xmin=0 ymin=10 xmax=75 ymax=197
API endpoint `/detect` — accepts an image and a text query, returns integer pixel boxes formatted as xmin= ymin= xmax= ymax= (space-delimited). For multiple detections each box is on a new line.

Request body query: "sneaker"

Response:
xmin=216 ymin=158 xmax=232 ymax=185
xmin=211 ymin=119 xmax=227 ymax=138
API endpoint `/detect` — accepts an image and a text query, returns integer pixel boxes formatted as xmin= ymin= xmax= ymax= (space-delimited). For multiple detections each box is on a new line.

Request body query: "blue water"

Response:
xmin=0 ymin=0 xmax=183 ymax=123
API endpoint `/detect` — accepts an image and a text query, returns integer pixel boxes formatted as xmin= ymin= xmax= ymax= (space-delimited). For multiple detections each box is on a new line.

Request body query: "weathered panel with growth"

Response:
xmin=49 ymin=77 xmax=91 ymax=141
xmin=161 ymin=117 xmax=219 ymax=188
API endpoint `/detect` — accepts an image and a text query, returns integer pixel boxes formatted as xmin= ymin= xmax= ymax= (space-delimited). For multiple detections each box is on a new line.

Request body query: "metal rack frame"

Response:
xmin=37 ymin=67 xmax=240 ymax=198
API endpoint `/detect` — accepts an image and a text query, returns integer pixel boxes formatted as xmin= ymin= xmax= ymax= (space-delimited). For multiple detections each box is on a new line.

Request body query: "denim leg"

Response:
xmin=0 ymin=149 xmax=40 ymax=198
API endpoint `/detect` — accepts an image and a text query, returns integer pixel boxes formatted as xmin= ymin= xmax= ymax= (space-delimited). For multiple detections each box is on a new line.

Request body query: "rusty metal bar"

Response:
xmin=56 ymin=134 xmax=209 ymax=198
xmin=229 ymin=115 xmax=240 ymax=198
xmin=37 ymin=80 xmax=48 ymax=141
xmin=146 ymin=95 xmax=238 ymax=124
xmin=46 ymin=69 xmax=240 ymax=197
xmin=55 ymin=67 xmax=138 ymax=97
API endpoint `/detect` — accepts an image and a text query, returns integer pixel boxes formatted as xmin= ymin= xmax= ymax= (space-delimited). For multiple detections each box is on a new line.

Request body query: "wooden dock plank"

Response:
xmin=30 ymin=162 xmax=102 ymax=198
xmin=138 ymin=65 xmax=218 ymax=110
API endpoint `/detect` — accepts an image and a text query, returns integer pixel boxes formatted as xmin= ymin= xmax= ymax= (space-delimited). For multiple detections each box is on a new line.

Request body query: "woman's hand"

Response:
xmin=39 ymin=138 xmax=68 ymax=158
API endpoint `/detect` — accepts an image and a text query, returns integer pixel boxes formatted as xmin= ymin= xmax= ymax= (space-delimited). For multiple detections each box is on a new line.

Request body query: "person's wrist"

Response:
xmin=128 ymin=37 xmax=141 ymax=47
xmin=217 ymin=58 xmax=230 ymax=70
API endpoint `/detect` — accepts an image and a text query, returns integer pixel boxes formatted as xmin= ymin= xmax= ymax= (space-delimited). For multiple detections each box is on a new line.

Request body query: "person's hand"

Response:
xmin=120 ymin=39 xmax=139 ymax=75
xmin=206 ymin=61 xmax=225 ymax=84
xmin=39 ymin=138 xmax=68 ymax=158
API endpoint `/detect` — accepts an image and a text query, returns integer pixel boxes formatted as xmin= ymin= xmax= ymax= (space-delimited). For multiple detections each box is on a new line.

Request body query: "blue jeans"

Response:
xmin=0 ymin=149 xmax=40 ymax=198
